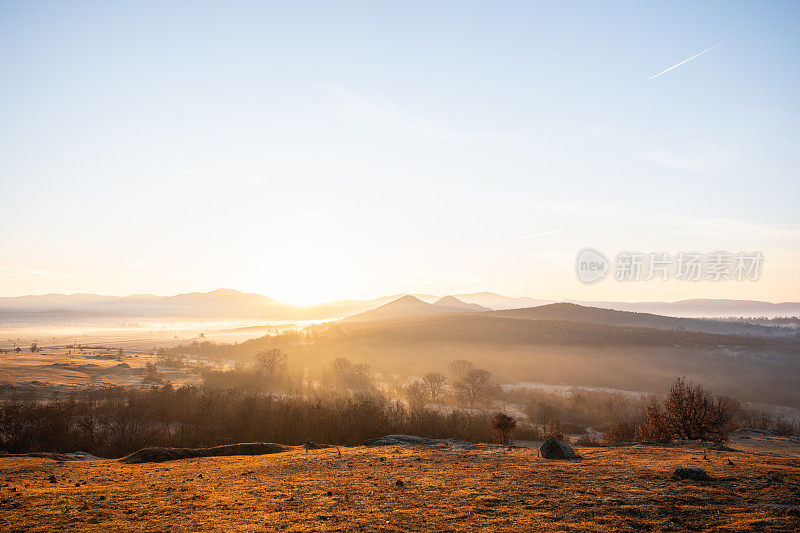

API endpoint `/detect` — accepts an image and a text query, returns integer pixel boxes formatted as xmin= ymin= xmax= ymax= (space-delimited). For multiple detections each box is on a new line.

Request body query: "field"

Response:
xmin=0 ymin=348 xmax=203 ymax=398
xmin=1 ymin=436 xmax=799 ymax=532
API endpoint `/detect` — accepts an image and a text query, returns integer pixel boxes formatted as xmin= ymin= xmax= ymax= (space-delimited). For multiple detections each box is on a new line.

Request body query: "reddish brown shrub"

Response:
xmin=491 ymin=412 xmax=517 ymax=445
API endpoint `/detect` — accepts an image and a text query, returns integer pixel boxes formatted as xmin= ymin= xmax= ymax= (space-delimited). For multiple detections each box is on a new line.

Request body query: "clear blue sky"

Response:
xmin=1 ymin=1 xmax=798 ymax=303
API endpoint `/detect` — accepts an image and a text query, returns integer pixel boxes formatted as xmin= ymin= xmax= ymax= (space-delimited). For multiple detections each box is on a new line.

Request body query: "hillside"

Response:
xmin=328 ymin=312 xmax=794 ymax=351
xmin=2 ymin=441 xmax=798 ymax=531
xmin=344 ymin=295 xmax=477 ymax=322
xmin=576 ymin=299 xmax=800 ymax=318
xmin=177 ymin=308 xmax=800 ymax=406
xmin=487 ymin=303 xmax=788 ymax=337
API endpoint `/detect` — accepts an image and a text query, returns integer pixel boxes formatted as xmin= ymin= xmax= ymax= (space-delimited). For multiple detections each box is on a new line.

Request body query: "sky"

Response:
xmin=1 ymin=1 xmax=799 ymax=305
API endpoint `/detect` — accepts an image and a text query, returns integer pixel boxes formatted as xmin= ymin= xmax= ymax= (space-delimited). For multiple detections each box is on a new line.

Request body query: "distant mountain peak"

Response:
xmin=434 ymin=296 xmax=490 ymax=312
xmin=393 ymin=295 xmax=426 ymax=304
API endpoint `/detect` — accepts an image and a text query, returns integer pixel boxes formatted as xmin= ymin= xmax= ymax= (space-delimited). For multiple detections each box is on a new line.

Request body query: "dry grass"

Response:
xmin=0 ymin=349 xmax=202 ymax=395
xmin=1 ymin=439 xmax=799 ymax=532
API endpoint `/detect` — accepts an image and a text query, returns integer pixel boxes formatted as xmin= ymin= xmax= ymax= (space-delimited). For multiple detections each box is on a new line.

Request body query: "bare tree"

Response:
xmin=405 ymin=381 xmax=428 ymax=410
xmin=422 ymin=372 xmax=446 ymax=401
xmin=448 ymin=359 xmax=474 ymax=382
xmin=255 ymin=349 xmax=288 ymax=375
xmin=454 ymin=368 xmax=491 ymax=407
xmin=330 ymin=357 xmax=373 ymax=390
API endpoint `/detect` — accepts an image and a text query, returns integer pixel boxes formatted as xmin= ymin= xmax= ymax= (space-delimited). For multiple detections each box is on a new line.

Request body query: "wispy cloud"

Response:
xmin=649 ymin=42 xmax=726 ymax=80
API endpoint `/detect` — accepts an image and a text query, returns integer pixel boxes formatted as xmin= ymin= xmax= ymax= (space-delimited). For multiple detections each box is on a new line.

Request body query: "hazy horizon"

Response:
xmin=2 ymin=286 xmax=800 ymax=306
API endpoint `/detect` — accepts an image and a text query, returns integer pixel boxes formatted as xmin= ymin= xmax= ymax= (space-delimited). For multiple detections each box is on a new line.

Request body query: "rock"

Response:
xmin=539 ymin=437 xmax=576 ymax=459
xmin=303 ymin=440 xmax=331 ymax=450
xmin=119 ymin=442 xmax=288 ymax=464
xmin=672 ymin=467 xmax=711 ymax=481
xmin=734 ymin=427 xmax=774 ymax=437
xmin=0 ymin=451 xmax=102 ymax=462
xmin=363 ymin=434 xmax=477 ymax=449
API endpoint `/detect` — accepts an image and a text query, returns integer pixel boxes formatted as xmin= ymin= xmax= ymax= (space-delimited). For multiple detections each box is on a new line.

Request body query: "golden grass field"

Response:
xmin=0 ymin=349 xmax=203 ymax=398
xmin=1 ymin=437 xmax=799 ymax=532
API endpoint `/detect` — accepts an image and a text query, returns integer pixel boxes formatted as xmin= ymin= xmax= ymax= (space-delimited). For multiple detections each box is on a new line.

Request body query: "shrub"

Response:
xmin=143 ymin=362 xmax=163 ymax=383
xmin=739 ymin=409 xmax=800 ymax=436
xmin=574 ymin=435 xmax=603 ymax=447
xmin=491 ymin=412 xmax=517 ymax=445
xmin=602 ymin=378 xmax=740 ymax=445
xmin=545 ymin=418 xmax=565 ymax=440
xmin=640 ymin=377 xmax=739 ymax=443
xmin=560 ymin=422 xmax=588 ymax=435
xmin=601 ymin=420 xmax=640 ymax=444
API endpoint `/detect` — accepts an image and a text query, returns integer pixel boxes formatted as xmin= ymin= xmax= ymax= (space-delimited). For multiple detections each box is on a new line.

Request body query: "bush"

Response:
xmin=574 ymin=435 xmax=603 ymax=447
xmin=491 ymin=412 xmax=517 ymax=445
xmin=640 ymin=377 xmax=738 ymax=443
xmin=739 ymin=409 xmax=800 ymax=436
xmin=560 ymin=422 xmax=587 ymax=435
xmin=545 ymin=418 xmax=565 ymax=441
xmin=601 ymin=420 xmax=640 ymax=444
xmin=142 ymin=362 xmax=163 ymax=383
xmin=602 ymin=377 xmax=739 ymax=445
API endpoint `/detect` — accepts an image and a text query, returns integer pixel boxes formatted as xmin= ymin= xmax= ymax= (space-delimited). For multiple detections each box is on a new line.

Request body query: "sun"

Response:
xmin=257 ymin=248 xmax=350 ymax=306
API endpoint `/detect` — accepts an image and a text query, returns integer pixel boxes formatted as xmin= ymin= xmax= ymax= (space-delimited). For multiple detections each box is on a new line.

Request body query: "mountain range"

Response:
xmin=0 ymin=289 xmax=799 ymax=324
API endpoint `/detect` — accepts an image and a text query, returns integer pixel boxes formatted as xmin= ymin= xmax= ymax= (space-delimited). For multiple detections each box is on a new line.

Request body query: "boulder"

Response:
xmin=539 ymin=437 xmax=576 ymax=459
xmin=119 ymin=442 xmax=288 ymax=464
xmin=303 ymin=440 xmax=331 ymax=450
xmin=672 ymin=467 xmax=711 ymax=481
xmin=363 ymin=435 xmax=477 ymax=449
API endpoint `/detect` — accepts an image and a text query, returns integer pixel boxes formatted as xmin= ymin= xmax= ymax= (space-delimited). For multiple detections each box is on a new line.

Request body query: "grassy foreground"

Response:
xmin=1 ymin=440 xmax=799 ymax=532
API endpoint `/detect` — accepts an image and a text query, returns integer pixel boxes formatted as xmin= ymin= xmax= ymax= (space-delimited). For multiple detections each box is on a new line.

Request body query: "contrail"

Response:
xmin=493 ymin=230 xmax=564 ymax=244
xmin=649 ymin=42 xmax=725 ymax=80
